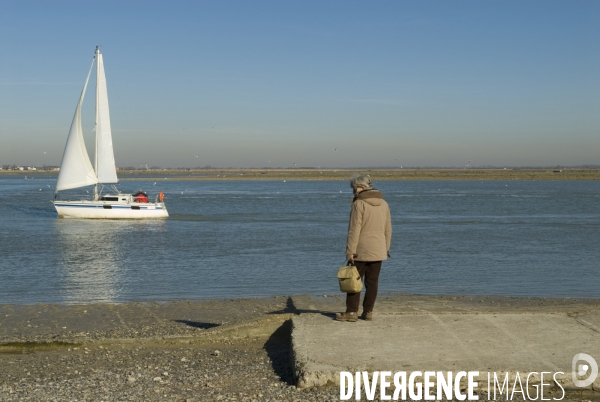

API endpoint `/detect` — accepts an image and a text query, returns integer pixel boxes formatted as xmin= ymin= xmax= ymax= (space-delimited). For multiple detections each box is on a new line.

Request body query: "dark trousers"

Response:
xmin=346 ymin=260 xmax=382 ymax=313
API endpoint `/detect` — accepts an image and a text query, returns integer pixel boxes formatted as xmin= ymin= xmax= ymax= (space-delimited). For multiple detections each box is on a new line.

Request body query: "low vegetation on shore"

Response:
xmin=4 ymin=168 xmax=599 ymax=181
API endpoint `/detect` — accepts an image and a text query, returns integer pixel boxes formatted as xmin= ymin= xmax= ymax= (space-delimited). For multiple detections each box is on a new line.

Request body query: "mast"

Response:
xmin=94 ymin=46 xmax=99 ymax=200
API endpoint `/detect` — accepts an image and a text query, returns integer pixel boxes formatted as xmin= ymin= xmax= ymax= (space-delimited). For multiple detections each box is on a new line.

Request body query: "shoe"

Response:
xmin=360 ymin=311 xmax=373 ymax=321
xmin=336 ymin=312 xmax=358 ymax=322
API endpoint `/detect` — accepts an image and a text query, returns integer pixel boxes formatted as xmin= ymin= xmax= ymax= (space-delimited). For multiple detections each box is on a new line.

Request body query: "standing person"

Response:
xmin=336 ymin=175 xmax=392 ymax=322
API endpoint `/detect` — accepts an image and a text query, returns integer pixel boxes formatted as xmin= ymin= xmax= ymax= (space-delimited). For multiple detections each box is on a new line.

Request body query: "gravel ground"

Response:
xmin=0 ymin=321 xmax=346 ymax=402
xmin=0 ymin=297 xmax=345 ymax=402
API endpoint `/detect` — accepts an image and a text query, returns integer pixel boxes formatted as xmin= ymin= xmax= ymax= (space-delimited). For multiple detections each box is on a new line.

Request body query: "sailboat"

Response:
xmin=52 ymin=47 xmax=168 ymax=219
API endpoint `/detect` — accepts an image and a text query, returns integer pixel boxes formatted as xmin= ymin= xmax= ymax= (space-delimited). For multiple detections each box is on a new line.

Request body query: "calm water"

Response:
xmin=1 ymin=175 xmax=599 ymax=304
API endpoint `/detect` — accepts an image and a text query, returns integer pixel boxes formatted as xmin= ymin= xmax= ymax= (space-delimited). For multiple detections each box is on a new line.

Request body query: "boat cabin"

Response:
xmin=99 ymin=195 xmax=129 ymax=202
xmin=96 ymin=192 xmax=150 ymax=204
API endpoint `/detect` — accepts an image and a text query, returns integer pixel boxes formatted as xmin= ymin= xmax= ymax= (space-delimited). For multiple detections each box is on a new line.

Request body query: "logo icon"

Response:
xmin=572 ymin=353 xmax=598 ymax=387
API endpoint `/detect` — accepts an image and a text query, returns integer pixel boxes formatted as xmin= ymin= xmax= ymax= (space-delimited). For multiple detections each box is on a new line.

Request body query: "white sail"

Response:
xmin=55 ymin=59 xmax=98 ymax=192
xmin=95 ymin=49 xmax=118 ymax=184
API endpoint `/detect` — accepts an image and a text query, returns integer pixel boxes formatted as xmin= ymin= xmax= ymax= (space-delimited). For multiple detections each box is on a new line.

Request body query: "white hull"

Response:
xmin=53 ymin=200 xmax=168 ymax=219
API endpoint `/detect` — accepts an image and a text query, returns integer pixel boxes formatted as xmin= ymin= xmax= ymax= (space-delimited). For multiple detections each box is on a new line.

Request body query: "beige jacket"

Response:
xmin=346 ymin=189 xmax=392 ymax=261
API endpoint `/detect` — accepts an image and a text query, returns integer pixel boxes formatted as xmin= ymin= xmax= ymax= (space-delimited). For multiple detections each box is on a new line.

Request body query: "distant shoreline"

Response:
xmin=3 ymin=168 xmax=600 ymax=181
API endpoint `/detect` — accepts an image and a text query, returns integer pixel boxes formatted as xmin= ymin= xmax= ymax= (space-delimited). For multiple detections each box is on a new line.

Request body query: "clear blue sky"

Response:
xmin=1 ymin=1 xmax=599 ymax=168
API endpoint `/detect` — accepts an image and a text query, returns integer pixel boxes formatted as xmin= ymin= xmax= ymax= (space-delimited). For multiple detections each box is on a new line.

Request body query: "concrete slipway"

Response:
xmin=290 ymin=294 xmax=600 ymax=397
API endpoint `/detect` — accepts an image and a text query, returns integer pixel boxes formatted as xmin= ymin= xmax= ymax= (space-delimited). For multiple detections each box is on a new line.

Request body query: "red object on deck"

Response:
xmin=134 ymin=192 xmax=149 ymax=203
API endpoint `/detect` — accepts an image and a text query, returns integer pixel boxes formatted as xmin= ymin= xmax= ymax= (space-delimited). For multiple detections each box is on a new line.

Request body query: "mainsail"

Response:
xmin=95 ymin=49 xmax=118 ymax=184
xmin=55 ymin=47 xmax=118 ymax=193
xmin=55 ymin=59 xmax=98 ymax=192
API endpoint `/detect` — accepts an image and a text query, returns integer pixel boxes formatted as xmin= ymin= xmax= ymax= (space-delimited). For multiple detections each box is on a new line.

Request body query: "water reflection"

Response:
xmin=54 ymin=219 xmax=165 ymax=303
